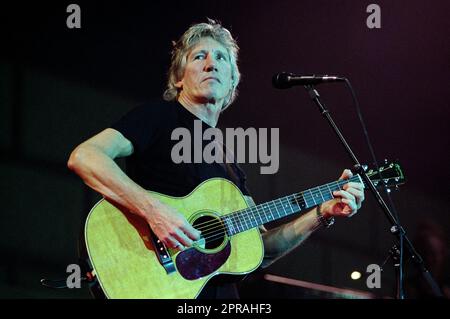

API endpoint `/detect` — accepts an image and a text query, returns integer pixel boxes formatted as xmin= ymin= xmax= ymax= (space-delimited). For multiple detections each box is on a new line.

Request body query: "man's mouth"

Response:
xmin=203 ymin=77 xmax=220 ymax=83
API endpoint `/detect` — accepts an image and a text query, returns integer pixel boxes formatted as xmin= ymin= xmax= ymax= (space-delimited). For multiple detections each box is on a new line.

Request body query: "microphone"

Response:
xmin=272 ymin=72 xmax=345 ymax=89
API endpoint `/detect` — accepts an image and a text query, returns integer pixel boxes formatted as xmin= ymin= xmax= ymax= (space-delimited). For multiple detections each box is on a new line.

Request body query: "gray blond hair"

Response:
xmin=163 ymin=19 xmax=241 ymax=111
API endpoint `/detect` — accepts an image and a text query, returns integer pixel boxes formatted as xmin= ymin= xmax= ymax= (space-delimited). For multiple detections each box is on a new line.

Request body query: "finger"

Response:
xmin=341 ymin=187 xmax=365 ymax=208
xmin=341 ymin=198 xmax=358 ymax=216
xmin=165 ymin=237 xmax=181 ymax=249
xmin=167 ymin=238 xmax=186 ymax=251
xmin=339 ymin=169 xmax=353 ymax=180
xmin=181 ymin=223 xmax=202 ymax=241
xmin=333 ymin=190 xmax=356 ymax=203
xmin=173 ymin=229 xmax=194 ymax=247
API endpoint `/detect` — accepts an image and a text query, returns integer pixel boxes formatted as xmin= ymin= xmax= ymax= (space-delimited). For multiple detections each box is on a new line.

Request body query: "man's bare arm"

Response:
xmin=243 ymin=195 xmax=320 ymax=268
xmin=68 ymin=128 xmax=200 ymax=249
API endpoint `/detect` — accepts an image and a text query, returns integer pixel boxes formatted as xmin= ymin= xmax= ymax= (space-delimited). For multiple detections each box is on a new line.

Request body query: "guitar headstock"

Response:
xmin=363 ymin=160 xmax=406 ymax=189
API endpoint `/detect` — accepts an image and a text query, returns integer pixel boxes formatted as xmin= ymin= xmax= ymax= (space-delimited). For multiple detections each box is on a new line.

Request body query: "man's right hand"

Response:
xmin=145 ymin=201 xmax=201 ymax=250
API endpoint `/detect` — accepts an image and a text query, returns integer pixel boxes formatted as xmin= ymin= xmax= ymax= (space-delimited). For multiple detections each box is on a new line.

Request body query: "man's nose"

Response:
xmin=204 ymin=56 xmax=218 ymax=72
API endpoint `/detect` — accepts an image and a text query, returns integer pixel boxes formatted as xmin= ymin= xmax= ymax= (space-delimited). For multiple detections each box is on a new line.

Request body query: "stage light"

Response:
xmin=351 ymin=271 xmax=361 ymax=280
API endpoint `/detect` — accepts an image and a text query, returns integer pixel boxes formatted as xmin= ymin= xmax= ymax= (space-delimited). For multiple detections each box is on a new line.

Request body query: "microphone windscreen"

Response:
xmin=272 ymin=72 xmax=292 ymax=89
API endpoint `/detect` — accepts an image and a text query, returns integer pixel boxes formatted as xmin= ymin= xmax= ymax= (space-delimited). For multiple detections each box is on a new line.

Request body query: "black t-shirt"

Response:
xmin=111 ymin=99 xmax=250 ymax=198
xmin=111 ymin=99 xmax=251 ymax=299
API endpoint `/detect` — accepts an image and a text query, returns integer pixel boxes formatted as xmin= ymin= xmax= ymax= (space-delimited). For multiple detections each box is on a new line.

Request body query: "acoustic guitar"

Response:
xmin=85 ymin=162 xmax=404 ymax=298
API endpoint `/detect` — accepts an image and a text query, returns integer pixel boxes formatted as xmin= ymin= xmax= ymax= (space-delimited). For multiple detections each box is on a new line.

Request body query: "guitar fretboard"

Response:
xmin=221 ymin=175 xmax=362 ymax=236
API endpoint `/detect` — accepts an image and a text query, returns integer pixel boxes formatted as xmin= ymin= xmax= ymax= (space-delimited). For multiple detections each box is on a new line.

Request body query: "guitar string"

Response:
xmin=192 ymin=177 xmax=356 ymax=233
xmin=193 ymin=193 xmax=326 ymax=245
xmin=178 ymin=172 xmax=394 ymax=244
xmin=193 ymin=190 xmax=324 ymax=235
xmin=189 ymin=178 xmax=358 ymax=243
xmin=193 ymin=211 xmax=328 ymax=246
xmin=193 ymin=194 xmax=314 ymax=243
xmin=192 ymin=178 xmax=354 ymax=235
xmin=191 ymin=171 xmax=396 ymax=245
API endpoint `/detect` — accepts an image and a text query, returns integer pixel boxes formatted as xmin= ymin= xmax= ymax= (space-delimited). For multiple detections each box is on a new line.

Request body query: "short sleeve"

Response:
xmin=111 ymin=103 xmax=169 ymax=154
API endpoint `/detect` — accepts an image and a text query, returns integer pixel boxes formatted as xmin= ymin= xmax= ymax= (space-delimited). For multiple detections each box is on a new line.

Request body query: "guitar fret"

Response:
xmin=273 ymin=200 xmax=280 ymax=219
xmin=227 ymin=216 xmax=234 ymax=235
xmin=286 ymin=198 xmax=292 ymax=214
xmin=251 ymin=211 xmax=256 ymax=228
xmin=242 ymin=211 xmax=249 ymax=230
xmin=308 ymin=189 xmax=316 ymax=206
xmin=293 ymin=195 xmax=301 ymax=210
xmin=322 ymin=185 xmax=332 ymax=201
xmin=272 ymin=202 xmax=277 ymax=221
xmin=238 ymin=214 xmax=243 ymax=233
xmin=239 ymin=212 xmax=245 ymax=231
xmin=279 ymin=198 xmax=287 ymax=217
xmin=265 ymin=203 xmax=273 ymax=222
xmin=224 ymin=216 xmax=230 ymax=235
xmin=330 ymin=181 xmax=338 ymax=193
xmin=326 ymin=183 xmax=333 ymax=200
xmin=236 ymin=213 xmax=242 ymax=233
xmin=254 ymin=205 xmax=262 ymax=226
xmin=245 ymin=210 xmax=252 ymax=229
xmin=224 ymin=216 xmax=234 ymax=236
xmin=242 ymin=213 xmax=248 ymax=230
xmin=318 ymin=186 xmax=325 ymax=202
xmin=274 ymin=199 xmax=280 ymax=218
xmin=314 ymin=187 xmax=322 ymax=204
xmin=258 ymin=205 xmax=264 ymax=225
xmin=304 ymin=190 xmax=314 ymax=208
xmin=249 ymin=208 xmax=257 ymax=229
xmin=286 ymin=195 xmax=295 ymax=214
xmin=295 ymin=193 xmax=306 ymax=210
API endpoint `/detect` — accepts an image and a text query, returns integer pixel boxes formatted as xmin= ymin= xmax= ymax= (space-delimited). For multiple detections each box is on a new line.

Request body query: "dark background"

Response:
xmin=1 ymin=0 xmax=449 ymax=298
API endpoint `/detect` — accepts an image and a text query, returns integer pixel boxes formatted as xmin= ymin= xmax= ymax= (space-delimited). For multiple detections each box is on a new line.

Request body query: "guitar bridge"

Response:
xmin=149 ymin=229 xmax=176 ymax=275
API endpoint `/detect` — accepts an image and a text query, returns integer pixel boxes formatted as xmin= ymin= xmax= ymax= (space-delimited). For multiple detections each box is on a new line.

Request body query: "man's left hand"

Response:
xmin=320 ymin=169 xmax=365 ymax=219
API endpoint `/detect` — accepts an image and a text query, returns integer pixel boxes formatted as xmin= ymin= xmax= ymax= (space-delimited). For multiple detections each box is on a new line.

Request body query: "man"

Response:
xmin=68 ymin=19 xmax=365 ymax=298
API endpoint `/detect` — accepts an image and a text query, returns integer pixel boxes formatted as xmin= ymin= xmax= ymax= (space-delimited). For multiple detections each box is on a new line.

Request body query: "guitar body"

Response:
xmin=85 ymin=178 xmax=264 ymax=299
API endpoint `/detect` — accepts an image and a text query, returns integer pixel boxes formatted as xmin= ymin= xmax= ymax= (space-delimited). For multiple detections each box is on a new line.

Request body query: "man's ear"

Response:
xmin=174 ymin=79 xmax=183 ymax=89
xmin=231 ymin=75 xmax=237 ymax=88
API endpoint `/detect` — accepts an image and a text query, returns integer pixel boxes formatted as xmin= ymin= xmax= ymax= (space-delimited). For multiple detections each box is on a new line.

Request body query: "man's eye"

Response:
xmin=194 ymin=55 xmax=204 ymax=60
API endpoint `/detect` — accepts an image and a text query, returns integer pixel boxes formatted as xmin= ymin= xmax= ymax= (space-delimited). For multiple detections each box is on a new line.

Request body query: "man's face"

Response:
xmin=176 ymin=37 xmax=233 ymax=105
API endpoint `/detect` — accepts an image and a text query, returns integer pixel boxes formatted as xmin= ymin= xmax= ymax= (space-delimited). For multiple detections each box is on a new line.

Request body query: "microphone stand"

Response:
xmin=303 ymin=84 xmax=443 ymax=299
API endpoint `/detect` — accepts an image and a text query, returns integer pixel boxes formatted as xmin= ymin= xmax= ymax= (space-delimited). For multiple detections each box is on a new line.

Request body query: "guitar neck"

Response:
xmin=222 ymin=175 xmax=362 ymax=236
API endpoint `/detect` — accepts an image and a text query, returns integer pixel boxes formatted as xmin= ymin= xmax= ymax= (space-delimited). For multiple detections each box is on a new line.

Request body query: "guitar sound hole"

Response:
xmin=192 ymin=215 xmax=226 ymax=250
